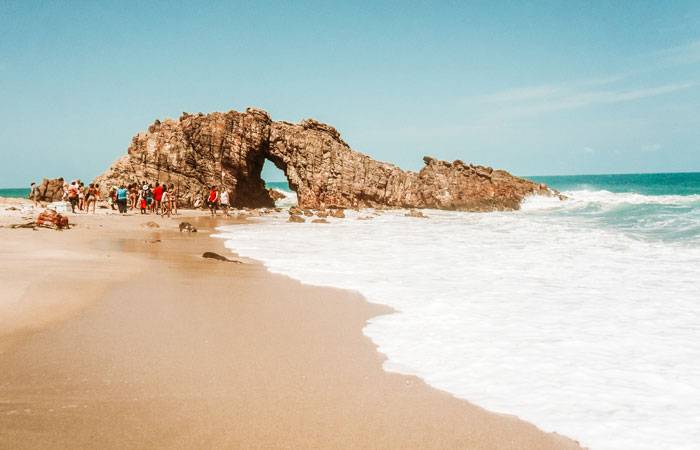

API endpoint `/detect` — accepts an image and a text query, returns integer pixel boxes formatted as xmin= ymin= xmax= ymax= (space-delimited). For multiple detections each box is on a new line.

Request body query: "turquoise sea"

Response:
xmin=264 ymin=181 xmax=292 ymax=193
xmin=268 ymin=173 xmax=700 ymax=244
xmin=269 ymin=171 xmax=700 ymax=197
xmin=0 ymin=188 xmax=31 ymax=198
xmin=529 ymin=172 xmax=700 ymax=196
xmin=527 ymin=172 xmax=700 ymax=244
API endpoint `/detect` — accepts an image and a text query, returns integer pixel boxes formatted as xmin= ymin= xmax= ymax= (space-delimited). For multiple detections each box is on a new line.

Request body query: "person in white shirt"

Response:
xmin=29 ymin=182 xmax=39 ymax=207
xmin=220 ymin=189 xmax=230 ymax=217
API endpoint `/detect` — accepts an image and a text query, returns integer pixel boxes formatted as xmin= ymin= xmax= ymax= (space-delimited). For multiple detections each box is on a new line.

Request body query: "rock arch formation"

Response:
xmin=94 ymin=108 xmax=553 ymax=211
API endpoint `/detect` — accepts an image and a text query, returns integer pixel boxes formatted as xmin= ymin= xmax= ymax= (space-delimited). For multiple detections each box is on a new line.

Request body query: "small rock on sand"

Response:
xmin=405 ymin=209 xmax=429 ymax=218
xmin=179 ymin=222 xmax=197 ymax=232
xmin=202 ymin=252 xmax=241 ymax=263
xmin=329 ymin=209 xmax=345 ymax=218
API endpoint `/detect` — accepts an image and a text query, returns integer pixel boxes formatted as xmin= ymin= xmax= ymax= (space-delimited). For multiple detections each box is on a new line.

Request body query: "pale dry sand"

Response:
xmin=0 ymin=198 xmax=584 ymax=449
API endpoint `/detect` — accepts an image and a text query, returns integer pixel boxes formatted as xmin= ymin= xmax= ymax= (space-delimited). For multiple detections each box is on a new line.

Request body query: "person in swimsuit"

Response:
xmin=85 ymin=183 xmax=97 ymax=214
xmin=78 ymin=181 xmax=85 ymax=211
xmin=146 ymin=184 xmax=153 ymax=213
xmin=161 ymin=185 xmax=170 ymax=218
xmin=107 ymin=186 xmax=117 ymax=210
xmin=83 ymin=183 xmax=90 ymax=212
xmin=129 ymin=184 xmax=138 ymax=210
xmin=169 ymin=184 xmax=178 ymax=215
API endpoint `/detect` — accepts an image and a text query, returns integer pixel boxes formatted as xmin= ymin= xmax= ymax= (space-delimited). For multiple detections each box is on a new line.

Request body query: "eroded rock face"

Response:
xmin=95 ymin=109 xmax=274 ymax=208
xmin=95 ymin=108 xmax=554 ymax=211
xmin=34 ymin=178 xmax=65 ymax=202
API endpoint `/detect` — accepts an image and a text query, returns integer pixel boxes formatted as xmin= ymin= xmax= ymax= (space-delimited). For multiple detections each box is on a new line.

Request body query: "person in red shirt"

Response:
xmin=152 ymin=182 xmax=164 ymax=215
xmin=208 ymin=186 xmax=219 ymax=216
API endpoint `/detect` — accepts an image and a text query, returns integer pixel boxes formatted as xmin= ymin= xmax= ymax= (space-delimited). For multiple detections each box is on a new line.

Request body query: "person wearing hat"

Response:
xmin=108 ymin=185 xmax=118 ymax=210
xmin=139 ymin=184 xmax=149 ymax=214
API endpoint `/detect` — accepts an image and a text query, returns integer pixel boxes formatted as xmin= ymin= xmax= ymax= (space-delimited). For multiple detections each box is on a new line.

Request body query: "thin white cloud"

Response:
xmin=383 ymin=41 xmax=700 ymax=140
xmin=467 ymin=74 xmax=626 ymax=105
xmin=583 ymin=147 xmax=595 ymax=154
xmin=470 ymin=84 xmax=564 ymax=104
xmin=652 ymin=40 xmax=700 ymax=66
xmin=464 ymin=39 xmax=700 ymax=120
xmin=641 ymin=144 xmax=662 ymax=152
xmin=405 ymin=78 xmax=698 ymax=140
xmin=504 ymin=82 xmax=696 ymax=116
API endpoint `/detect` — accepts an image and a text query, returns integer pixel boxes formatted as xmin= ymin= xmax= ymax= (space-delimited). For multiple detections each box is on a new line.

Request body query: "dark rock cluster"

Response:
xmin=33 ymin=178 xmax=65 ymax=203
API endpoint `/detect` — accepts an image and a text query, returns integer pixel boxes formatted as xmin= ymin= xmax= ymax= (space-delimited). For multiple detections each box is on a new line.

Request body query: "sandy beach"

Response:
xmin=0 ymin=198 xmax=584 ymax=449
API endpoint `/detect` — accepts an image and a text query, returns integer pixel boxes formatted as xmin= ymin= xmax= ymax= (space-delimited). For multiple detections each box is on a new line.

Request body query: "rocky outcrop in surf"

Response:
xmin=94 ymin=108 xmax=553 ymax=211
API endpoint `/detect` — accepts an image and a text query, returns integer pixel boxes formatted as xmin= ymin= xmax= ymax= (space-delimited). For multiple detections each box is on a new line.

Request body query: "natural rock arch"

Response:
xmin=95 ymin=107 xmax=553 ymax=211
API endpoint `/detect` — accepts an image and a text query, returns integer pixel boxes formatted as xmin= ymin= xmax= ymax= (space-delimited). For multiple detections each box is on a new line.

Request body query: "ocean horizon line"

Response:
xmin=523 ymin=170 xmax=700 ymax=178
xmin=3 ymin=170 xmax=700 ymax=191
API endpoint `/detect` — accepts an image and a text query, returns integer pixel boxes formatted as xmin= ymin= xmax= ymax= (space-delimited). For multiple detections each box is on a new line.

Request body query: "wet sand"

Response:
xmin=0 ymin=199 xmax=584 ymax=449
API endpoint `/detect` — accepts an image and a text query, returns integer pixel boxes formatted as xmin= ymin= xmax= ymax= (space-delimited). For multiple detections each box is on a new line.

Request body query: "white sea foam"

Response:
xmin=522 ymin=190 xmax=700 ymax=212
xmin=273 ymin=188 xmax=298 ymax=208
xmin=215 ymin=191 xmax=700 ymax=450
xmin=562 ymin=189 xmax=700 ymax=207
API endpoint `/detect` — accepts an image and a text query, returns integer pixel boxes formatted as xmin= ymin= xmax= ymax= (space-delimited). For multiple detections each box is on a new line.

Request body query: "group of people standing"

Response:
xmin=30 ymin=179 xmax=234 ymax=218
xmin=28 ymin=179 xmax=100 ymax=213
xmin=205 ymin=185 xmax=230 ymax=217
xmin=109 ymin=182 xmax=179 ymax=217
xmin=191 ymin=185 xmax=230 ymax=216
xmin=57 ymin=179 xmax=101 ymax=214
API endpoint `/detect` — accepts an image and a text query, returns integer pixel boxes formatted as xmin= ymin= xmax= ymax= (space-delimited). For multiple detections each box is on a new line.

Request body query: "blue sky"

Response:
xmin=1 ymin=0 xmax=699 ymax=187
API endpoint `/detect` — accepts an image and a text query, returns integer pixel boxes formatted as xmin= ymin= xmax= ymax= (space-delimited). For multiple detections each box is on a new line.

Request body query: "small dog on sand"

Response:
xmin=179 ymin=222 xmax=197 ymax=233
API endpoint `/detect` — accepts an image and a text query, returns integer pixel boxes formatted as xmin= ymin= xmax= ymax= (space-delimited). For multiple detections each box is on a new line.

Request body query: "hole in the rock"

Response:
xmin=261 ymin=159 xmax=297 ymax=209
xmin=261 ymin=159 xmax=288 ymax=191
